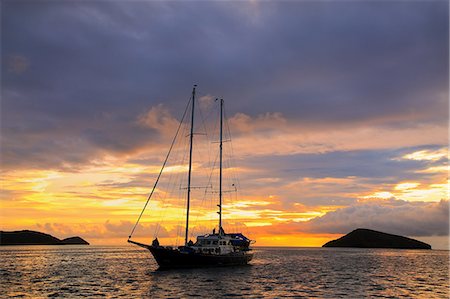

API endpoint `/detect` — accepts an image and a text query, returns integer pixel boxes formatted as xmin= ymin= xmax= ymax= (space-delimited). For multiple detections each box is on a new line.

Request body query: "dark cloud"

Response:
xmin=242 ymin=147 xmax=433 ymax=180
xmin=6 ymin=54 xmax=29 ymax=74
xmin=238 ymin=146 xmax=441 ymax=198
xmin=1 ymin=1 xmax=448 ymax=171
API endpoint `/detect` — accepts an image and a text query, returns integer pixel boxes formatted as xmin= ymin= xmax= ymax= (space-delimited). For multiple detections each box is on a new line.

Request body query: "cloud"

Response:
xmin=229 ymin=112 xmax=286 ymax=134
xmin=1 ymin=1 xmax=448 ymax=247
xmin=34 ymin=222 xmax=100 ymax=240
xmin=33 ymin=220 xmax=172 ymax=240
xmin=2 ymin=1 xmax=447 ymax=172
xmin=6 ymin=54 xmax=29 ymax=74
xmin=137 ymin=104 xmax=179 ymax=135
xmin=227 ymin=112 xmax=447 ymax=157
xmin=235 ymin=146 xmax=447 ymax=206
xmin=104 ymin=220 xmax=170 ymax=238
xmin=303 ymin=199 xmax=449 ymax=236
xmin=401 ymin=148 xmax=448 ymax=162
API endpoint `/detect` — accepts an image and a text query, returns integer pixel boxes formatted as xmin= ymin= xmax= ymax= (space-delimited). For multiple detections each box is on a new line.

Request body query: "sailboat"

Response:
xmin=127 ymin=85 xmax=254 ymax=268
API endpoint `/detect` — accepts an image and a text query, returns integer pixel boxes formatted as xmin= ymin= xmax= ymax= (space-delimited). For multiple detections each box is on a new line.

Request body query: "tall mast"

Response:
xmin=185 ymin=84 xmax=196 ymax=246
xmin=218 ymin=98 xmax=223 ymax=234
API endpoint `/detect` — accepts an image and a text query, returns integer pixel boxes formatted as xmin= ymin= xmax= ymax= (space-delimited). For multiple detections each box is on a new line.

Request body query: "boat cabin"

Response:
xmin=189 ymin=230 xmax=252 ymax=255
xmin=192 ymin=234 xmax=234 ymax=255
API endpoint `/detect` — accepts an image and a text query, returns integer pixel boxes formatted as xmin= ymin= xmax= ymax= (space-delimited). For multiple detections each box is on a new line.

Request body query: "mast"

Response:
xmin=185 ymin=84 xmax=196 ymax=246
xmin=218 ymin=98 xmax=223 ymax=234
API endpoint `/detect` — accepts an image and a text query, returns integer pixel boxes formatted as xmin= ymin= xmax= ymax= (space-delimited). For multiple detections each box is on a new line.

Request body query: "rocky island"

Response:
xmin=323 ymin=228 xmax=431 ymax=249
xmin=0 ymin=230 xmax=89 ymax=245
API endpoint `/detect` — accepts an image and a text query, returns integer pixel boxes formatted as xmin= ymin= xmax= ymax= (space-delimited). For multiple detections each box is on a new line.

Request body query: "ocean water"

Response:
xmin=1 ymin=246 xmax=448 ymax=298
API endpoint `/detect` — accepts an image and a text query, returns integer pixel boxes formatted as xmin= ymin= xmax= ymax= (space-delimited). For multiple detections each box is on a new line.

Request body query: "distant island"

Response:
xmin=0 ymin=230 xmax=89 ymax=246
xmin=322 ymin=228 xmax=431 ymax=249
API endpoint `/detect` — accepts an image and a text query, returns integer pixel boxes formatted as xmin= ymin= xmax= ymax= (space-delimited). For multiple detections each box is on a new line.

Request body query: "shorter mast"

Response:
xmin=218 ymin=98 xmax=223 ymax=234
xmin=185 ymin=84 xmax=196 ymax=246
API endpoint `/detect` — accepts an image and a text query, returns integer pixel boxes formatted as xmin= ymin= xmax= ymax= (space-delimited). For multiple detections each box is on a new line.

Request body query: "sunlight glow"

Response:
xmin=2 ymin=144 xmax=447 ymax=246
xmin=416 ymin=165 xmax=449 ymax=173
xmin=402 ymin=148 xmax=447 ymax=161
xmin=395 ymin=182 xmax=420 ymax=190
xmin=362 ymin=191 xmax=395 ymax=199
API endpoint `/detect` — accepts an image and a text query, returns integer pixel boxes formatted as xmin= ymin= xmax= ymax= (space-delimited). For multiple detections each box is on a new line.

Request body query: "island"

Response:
xmin=0 ymin=230 xmax=89 ymax=246
xmin=322 ymin=228 xmax=431 ymax=249
xmin=60 ymin=236 xmax=90 ymax=245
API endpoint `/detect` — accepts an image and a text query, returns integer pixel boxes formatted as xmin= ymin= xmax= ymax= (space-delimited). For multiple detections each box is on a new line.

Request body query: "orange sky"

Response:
xmin=1 ymin=107 xmax=448 ymax=249
xmin=1 ymin=1 xmax=448 ymax=250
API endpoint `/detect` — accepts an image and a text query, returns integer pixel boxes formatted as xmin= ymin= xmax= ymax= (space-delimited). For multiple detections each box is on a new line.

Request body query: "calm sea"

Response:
xmin=1 ymin=246 xmax=448 ymax=298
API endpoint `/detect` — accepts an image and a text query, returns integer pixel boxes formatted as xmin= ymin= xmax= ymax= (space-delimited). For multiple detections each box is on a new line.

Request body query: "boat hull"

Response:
xmin=148 ymin=246 xmax=253 ymax=269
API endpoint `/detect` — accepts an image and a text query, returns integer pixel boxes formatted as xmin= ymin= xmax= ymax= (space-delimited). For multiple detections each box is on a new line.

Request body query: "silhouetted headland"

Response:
xmin=60 ymin=236 xmax=90 ymax=245
xmin=322 ymin=228 xmax=431 ymax=249
xmin=0 ymin=230 xmax=89 ymax=245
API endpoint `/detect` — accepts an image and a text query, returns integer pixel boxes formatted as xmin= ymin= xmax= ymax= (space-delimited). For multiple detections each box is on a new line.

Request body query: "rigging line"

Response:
xmin=190 ymin=147 xmax=220 ymax=237
xmin=196 ymin=94 xmax=216 ymax=128
xmin=222 ymin=109 xmax=235 ymax=191
xmin=224 ymin=107 xmax=241 ymax=190
xmin=197 ymin=96 xmax=215 ymax=183
xmin=157 ymin=109 xmax=192 ymax=239
xmin=153 ymin=135 xmax=179 ymax=237
xmin=155 ymin=117 xmax=190 ymax=237
xmin=188 ymin=102 xmax=213 ymax=218
xmin=128 ymin=97 xmax=192 ymax=240
xmin=223 ymin=107 xmax=243 ymax=234
xmin=201 ymin=105 xmax=220 ymax=233
xmin=175 ymin=122 xmax=190 ymax=245
xmin=197 ymin=97 xmax=209 ymax=140
xmin=154 ymin=111 xmax=189 ymax=238
xmin=154 ymin=158 xmax=180 ymax=238
xmin=205 ymin=103 xmax=219 ymax=179
xmin=189 ymin=100 xmax=220 ymax=238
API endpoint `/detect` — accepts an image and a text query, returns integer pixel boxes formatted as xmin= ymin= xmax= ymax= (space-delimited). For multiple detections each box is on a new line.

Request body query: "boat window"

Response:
xmin=213 ymin=241 xmax=218 ymax=245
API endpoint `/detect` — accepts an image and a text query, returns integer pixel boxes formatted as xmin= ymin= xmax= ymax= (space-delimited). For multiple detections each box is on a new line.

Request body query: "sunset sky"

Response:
xmin=2 ymin=1 xmax=449 ymax=249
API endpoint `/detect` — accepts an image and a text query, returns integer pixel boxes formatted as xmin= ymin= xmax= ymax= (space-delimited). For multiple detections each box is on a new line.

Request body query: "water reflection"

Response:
xmin=1 ymin=246 xmax=448 ymax=298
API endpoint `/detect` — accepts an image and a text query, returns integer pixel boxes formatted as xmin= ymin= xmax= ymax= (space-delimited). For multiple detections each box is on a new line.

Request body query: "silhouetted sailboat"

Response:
xmin=128 ymin=85 xmax=254 ymax=268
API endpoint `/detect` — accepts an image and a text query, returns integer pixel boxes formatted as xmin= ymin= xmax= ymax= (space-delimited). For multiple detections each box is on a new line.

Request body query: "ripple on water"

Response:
xmin=1 ymin=246 xmax=448 ymax=298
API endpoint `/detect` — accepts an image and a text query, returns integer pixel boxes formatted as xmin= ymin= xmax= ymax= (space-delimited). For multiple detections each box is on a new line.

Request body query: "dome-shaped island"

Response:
xmin=323 ymin=228 xmax=431 ymax=249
